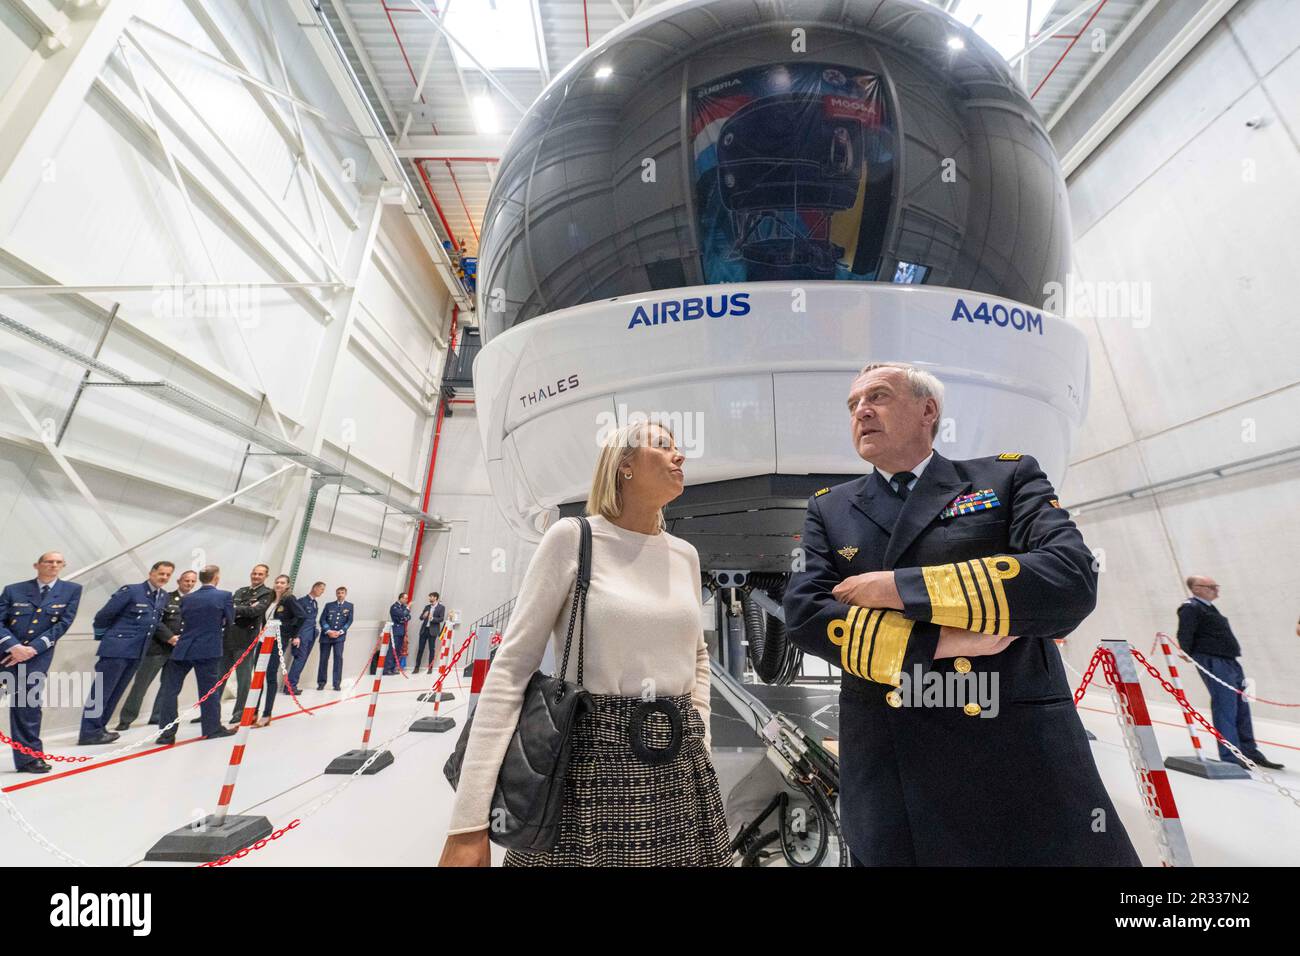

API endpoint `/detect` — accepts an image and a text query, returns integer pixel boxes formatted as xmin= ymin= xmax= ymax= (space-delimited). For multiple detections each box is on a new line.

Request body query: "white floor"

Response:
xmin=2 ymin=675 xmax=1297 ymax=867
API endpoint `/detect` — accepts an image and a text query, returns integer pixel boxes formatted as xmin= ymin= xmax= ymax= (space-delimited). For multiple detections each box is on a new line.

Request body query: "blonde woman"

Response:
xmin=439 ymin=420 xmax=729 ymax=867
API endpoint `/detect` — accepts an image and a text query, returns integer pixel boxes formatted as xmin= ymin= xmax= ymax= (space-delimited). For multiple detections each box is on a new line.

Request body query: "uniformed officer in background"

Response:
xmin=285 ymin=580 xmax=326 ymax=696
xmin=414 ymin=591 xmax=446 ymax=674
xmin=0 ymin=552 xmax=82 ymax=773
xmin=783 ymin=362 xmax=1140 ymax=866
xmin=1177 ymin=575 xmax=1283 ymax=769
xmin=156 ymin=565 xmax=237 ymax=743
xmin=223 ymin=563 xmax=275 ymax=725
xmin=78 ymin=561 xmax=174 ymax=745
xmin=317 ymin=586 xmax=353 ymax=691
xmin=376 ymin=592 xmax=411 ymax=675
xmin=115 ymin=568 xmax=196 ymax=730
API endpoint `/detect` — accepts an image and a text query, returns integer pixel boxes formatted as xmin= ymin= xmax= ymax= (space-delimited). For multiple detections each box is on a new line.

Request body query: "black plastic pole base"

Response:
xmin=410 ymin=715 xmax=456 ymax=733
xmin=1165 ymin=754 xmax=1250 ymax=779
xmin=324 ymin=748 xmax=394 ymax=775
xmin=417 ymin=691 xmax=455 ymax=702
xmin=144 ymin=813 xmax=273 ymax=863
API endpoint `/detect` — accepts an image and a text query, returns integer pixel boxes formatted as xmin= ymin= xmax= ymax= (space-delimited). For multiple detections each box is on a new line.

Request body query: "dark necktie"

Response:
xmin=40 ymin=584 xmax=49 ymax=601
xmin=891 ymin=471 xmax=916 ymax=501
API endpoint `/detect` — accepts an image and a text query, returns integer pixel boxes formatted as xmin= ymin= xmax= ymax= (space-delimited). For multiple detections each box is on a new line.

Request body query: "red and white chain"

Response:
xmin=0 ymin=789 xmax=89 ymax=866
xmin=1094 ymin=649 xmax=1175 ymax=863
xmin=1 ymin=631 xmax=263 ymax=768
xmin=1165 ymin=644 xmax=1300 ymax=708
xmin=202 ymin=630 xmax=476 ymax=866
xmin=1128 ymin=648 xmax=1300 ymax=811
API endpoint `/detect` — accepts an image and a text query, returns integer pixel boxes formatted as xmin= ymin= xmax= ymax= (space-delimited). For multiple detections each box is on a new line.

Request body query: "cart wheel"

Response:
xmin=779 ymin=794 xmax=833 ymax=867
xmin=739 ymin=828 xmax=783 ymax=867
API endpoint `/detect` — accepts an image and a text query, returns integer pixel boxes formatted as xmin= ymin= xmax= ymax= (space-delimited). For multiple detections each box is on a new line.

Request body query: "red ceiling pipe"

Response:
xmin=415 ymin=158 xmax=461 ymax=249
xmin=413 ymin=156 xmax=501 ymax=163
xmin=406 ymin=304 xmax=459 ymax=600
xmin=445 ymin=159 xmax=480 ymax=242
xmin=1031 ymin=0 xmax=1109 ymax=100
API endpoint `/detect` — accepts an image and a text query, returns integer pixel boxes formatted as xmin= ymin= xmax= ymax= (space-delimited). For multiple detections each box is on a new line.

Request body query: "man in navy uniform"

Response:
xmin=783 ymin=362 xmax=1139 ymax=866
xmin=116 ymin=568 xmax=196 ymax=730
xmin=317 ymin=586 xmax=353 ymax=691
xmin=414 ymin=591 xmax=446 ymax=673
xmin=78 ymin=561 xmax=174 ymax=745
xmin=155 ymin=565 xmax=237 ymax=743
xmin=285 ymin=580 xmax=325 ymax=696
xmin=0 ymin=552 xmax=82 ymax=773
xmin=376 ymin=592 xmax=411 ymax=675
xmin=1177 ymin=575 xmax=1283 ymax=769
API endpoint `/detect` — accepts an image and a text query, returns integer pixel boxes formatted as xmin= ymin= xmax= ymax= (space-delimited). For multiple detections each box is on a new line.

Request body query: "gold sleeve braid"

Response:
xmin=825 ymin=606 xmax=915 ymax=686
xmin=920 ymin=556 xmax=1021 ymax=637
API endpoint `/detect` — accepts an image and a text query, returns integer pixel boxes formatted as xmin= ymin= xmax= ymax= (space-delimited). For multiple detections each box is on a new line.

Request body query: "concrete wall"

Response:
xmin=1056 ymin=0 xmax=1300 ymax=723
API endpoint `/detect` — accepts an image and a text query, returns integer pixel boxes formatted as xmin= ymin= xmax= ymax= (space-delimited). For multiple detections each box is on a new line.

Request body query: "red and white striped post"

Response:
xmin=1155 ymin=632 xmax=1249 ymax=779
xmin=323 ymin=625 xmax=396 ymax=775
xmin=411 ymin=623 xmax=456 ymax=733
xmin=214 ymin=624 xmax=280 ymax=823
xmin=143 ymin=625 xmax=278 ymax=862
xmin=465 ymin=625 xmax=497 ymax=720
xmin=417 ymin=623 xmax=455 ymax=703
xmin=1100 ymin=638 xmax=1194 ymax=866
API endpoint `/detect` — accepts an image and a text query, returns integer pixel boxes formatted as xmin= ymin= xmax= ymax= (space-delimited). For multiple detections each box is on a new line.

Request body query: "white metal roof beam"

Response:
xmin=287 ymin=0 xmax=473 ymax=311
xmin=1046 ymin=0 xmax=1161 ymax=131
xmin=395 ymin=134 xmax=508 ymax=158
xmin=1059 ymin=0 xmax=1240 ymax=176
xmin=1005 ymin=0 xmax=1097 ymax=66
xmin=406 ymin=0 xmax=528 ymax=115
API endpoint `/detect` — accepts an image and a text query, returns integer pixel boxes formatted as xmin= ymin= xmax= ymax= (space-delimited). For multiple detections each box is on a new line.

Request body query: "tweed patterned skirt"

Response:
xmin=502 ymin=694 xmax=731 ymax=867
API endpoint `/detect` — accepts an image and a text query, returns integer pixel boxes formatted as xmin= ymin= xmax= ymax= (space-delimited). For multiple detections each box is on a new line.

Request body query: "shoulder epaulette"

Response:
xmin=997 ymin=453 xmax=1022 ymax=461
xmin=814 ymin=487 xmax=830 ymax=497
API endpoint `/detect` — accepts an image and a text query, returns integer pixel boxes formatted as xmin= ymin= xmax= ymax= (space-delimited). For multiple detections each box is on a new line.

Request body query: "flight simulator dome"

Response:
xmin=477 ymin=0 xmax=1071 ymax=341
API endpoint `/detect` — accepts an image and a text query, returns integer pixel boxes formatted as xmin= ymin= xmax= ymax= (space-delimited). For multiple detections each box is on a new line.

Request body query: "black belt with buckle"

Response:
xmin=628 ymin=699 xmax=683 ymax=765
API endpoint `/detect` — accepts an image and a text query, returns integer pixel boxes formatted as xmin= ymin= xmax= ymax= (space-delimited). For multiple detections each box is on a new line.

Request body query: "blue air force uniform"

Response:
xmin=79 ymin=582 xmax=168 ymax=742
xmin=156 ymin=584 xmax=235 ymax=738
xmin=317 ymin=599 xmax=353 ymax=690
xmin=383 ymin=601 xmax=411 ymax=674
xmin=285 ymin=593 xmax=319 ymax=694
xmin=783 ymin=450 xmax=1140 ymax=866
xmin=0 ymin=578 xmax=82 ymax=769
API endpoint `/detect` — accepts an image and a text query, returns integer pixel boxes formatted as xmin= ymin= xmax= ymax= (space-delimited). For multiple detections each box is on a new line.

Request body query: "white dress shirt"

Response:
xmin=874 ymin=450 xmax=935 ymax=493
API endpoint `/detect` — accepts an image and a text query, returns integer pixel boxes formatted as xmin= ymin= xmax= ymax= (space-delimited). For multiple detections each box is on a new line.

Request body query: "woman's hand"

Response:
xmin=934 ymin=626 xmax=1018 ymax=659
xmin=438 ymin=830 xmax=492 ymax=867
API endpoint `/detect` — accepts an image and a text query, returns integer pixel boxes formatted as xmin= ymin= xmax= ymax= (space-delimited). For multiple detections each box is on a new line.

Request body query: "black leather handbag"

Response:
xmin=443 ymin=516 xmax=594 ymax=852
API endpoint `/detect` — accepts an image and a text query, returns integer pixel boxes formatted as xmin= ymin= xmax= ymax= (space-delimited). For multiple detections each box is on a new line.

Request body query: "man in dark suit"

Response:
xmin=155 ymin=565 xmax=237 ymax=743
xmin=1177 ymin=575 xmax=1282 ymax=769
xmin=115 ymin=569 xmax=196 ymax=730
xmin=317 ymin=587 xmax=353 ymax=691
xmin=77 ymin=561 xmax=174 ymax=745
xmin=223 ymin=564 xmax=275 ymax=725
xmin=0 ymin=552 xmax=82 ymax=773
xmin=783 ymin=362 xmax=1140 ymax=866
xmin=414 ymin=591 xmax=446 ymax=673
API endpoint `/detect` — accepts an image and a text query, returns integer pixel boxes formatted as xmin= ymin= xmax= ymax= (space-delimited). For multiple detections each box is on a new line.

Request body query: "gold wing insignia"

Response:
xmin=837 ymin=545 xmax=859 ymax=561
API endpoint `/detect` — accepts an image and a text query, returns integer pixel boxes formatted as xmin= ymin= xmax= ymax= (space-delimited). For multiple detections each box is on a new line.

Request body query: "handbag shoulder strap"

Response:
xmin=558 ymin=516 xmax=591 ymax=686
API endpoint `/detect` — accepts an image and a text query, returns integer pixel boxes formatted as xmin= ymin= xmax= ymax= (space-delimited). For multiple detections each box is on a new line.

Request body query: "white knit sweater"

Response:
xmin=446 ymin=513 xmax=712 ymax=835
